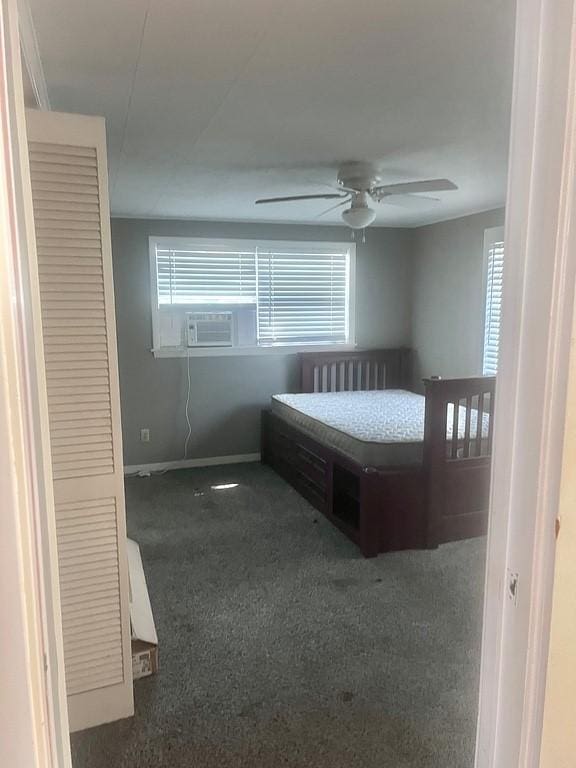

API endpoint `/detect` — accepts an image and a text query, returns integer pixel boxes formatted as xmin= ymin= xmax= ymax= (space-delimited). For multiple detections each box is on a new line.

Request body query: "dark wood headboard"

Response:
xmin=299 ymin=348 xmax=412 ymax=393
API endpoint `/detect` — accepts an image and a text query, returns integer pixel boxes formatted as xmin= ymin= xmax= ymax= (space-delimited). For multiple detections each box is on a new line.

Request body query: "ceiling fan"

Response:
xmin=255 ymin=162 xmax=458 ymax=229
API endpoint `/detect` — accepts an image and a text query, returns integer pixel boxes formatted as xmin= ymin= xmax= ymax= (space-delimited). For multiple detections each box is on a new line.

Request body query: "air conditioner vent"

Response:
xmin=186 ymin=312 xmax=233 ymax=347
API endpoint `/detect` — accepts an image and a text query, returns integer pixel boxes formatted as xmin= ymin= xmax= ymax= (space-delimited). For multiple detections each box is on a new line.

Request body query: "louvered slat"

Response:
xmin=31 ymin=144 xmax=115 ymax=482
xmin=54 ymin=497 xmax=123 ymax=694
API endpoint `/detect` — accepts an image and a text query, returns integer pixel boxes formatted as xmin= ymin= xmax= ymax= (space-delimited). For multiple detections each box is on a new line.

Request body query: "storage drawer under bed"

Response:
xmin=263 ymin=411 xmax=329 ymax=508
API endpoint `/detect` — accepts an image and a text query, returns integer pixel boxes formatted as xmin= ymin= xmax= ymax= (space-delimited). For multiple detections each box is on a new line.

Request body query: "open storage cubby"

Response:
xmin=332 ymin=464 xmax=360 ymax=530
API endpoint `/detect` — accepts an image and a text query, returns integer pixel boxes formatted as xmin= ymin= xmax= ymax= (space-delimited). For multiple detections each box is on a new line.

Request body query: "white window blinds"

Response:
xmin=156 ymin=247 xmax=256 ymax=305
xmin=483 ymin=235 xmax=504 ymax=376
xmin=152 ymin=238 xmax=353 ymax=350
xmin=257 ymin=248 xmax=349 ymax=345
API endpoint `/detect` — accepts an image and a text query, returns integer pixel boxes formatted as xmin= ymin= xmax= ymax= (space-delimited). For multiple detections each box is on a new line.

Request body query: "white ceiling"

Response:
xmin=28 ymin=0 xmax=516 ymax=227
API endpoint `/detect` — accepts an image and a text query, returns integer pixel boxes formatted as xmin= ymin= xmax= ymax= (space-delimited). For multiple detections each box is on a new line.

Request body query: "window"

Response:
xmin=149 ymin=237 xmax=355 ymax=356
xmin=257 ymin=246 xmax=349 ymax=345
xmin=156 ymin=245 xmax=256 ymax=305
xmin=482 ymin=227 xmax=504 ymax=375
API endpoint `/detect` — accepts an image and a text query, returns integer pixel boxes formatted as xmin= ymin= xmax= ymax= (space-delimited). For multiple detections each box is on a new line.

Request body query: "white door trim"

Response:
xmin=16 ymin=0 xmax=50 ymax=109
xmin=0 ymin=1 xmax=69 ymax=767
xmin=475 ymin=0 xmax=576 ymax=766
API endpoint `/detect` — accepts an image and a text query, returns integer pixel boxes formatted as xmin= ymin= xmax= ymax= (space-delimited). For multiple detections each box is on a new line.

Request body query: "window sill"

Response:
xmin=151 ymin=344 xmax=357 ymax=359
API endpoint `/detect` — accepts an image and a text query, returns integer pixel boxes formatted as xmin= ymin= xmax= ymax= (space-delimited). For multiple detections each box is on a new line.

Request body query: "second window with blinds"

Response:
xmin=482 ymin=226 xmax=504 ymax=376
xmin=149 ymin=237 xmax=356 ymax=356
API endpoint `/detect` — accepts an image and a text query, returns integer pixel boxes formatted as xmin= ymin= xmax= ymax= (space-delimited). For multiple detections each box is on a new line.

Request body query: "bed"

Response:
xmin=261 ymin=348 xmax=495 ymax=557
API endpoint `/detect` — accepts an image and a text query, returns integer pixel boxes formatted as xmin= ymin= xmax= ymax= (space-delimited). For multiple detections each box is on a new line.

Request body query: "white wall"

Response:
xmin=411 ymin=208 xmax=505 ymax=387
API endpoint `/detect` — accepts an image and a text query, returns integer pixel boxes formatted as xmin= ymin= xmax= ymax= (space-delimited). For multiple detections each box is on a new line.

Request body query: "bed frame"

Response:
xmin=261 ymin=348 xmax=495 ymax=557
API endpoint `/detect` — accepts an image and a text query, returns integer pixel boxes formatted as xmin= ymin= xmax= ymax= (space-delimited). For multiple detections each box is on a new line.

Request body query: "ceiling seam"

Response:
xmin=147 ymin=8 xmax=281 ymax=217
xmin=110 ymin=0 xmax=152 ymax=199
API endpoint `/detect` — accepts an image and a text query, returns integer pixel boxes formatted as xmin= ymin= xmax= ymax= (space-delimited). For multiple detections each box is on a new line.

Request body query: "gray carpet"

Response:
xmin=71 ymin=463 xmax=486 ymax=768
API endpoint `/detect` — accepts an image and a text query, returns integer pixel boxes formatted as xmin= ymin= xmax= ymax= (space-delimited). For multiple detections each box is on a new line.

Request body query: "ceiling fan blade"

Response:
xmin=255 ymin=193 xmax=346 ymax=205
xmin=316 ymin=198 xmax=352 ymax=218
xmin=372 ymin=178 xmax=457 ymax=200
xmin=381 ymin=194 xmax=441 ymax=209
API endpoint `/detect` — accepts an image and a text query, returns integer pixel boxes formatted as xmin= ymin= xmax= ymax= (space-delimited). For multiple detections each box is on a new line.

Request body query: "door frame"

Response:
xmin=476 ymin=0 xmax=576 ymax=766
xmin=0 ymin=0 xmax=71 ymax=766
xmin=3 ymin=0 xmax=576 ymax=766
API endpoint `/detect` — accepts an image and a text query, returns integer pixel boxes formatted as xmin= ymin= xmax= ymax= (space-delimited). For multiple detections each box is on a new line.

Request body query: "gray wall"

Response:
xmin=112 ymin=219 xmax=414 ymax=465
xmin=410 ymin=208 xmax=505 ymax=387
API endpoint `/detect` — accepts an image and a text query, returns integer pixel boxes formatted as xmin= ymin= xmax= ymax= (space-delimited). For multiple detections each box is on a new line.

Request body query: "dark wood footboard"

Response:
xmin=422 ymin=376 xmax=495 ymax=547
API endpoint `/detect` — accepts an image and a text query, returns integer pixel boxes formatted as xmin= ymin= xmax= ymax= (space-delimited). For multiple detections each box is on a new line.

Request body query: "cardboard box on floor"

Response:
xmin=127 ymin=538 xmax=159 ymax=680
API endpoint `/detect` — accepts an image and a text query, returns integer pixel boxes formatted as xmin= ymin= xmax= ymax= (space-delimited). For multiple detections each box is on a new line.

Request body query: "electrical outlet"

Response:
xmin=140 ymin=428 xmax=150 ymax=443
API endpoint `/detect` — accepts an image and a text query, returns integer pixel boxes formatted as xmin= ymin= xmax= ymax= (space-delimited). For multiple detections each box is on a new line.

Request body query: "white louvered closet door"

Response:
xmin=26 ymin=110 xmax=133 ymax=732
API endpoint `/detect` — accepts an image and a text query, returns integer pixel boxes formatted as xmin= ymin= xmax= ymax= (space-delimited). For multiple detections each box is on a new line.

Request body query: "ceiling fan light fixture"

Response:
xmin=341 ymin=205 xmax=376 ymax=229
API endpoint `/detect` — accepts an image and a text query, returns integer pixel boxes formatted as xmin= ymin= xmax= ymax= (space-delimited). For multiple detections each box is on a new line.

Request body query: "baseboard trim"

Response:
xmin=124 ymin=453 xmax=261 ymax=476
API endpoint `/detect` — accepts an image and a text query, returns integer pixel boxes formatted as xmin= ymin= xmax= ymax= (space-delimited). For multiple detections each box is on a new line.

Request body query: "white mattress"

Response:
xmin=271 ymin=389 xmax=489 ymax=467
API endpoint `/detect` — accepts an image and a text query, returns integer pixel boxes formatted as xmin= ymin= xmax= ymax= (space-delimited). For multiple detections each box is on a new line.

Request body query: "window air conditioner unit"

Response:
xmin=186 ymin=312 xmax=233 ymax=347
